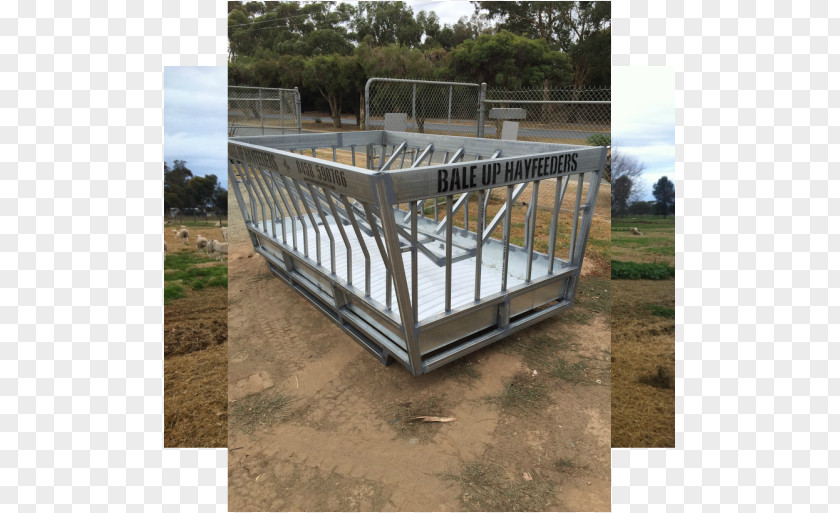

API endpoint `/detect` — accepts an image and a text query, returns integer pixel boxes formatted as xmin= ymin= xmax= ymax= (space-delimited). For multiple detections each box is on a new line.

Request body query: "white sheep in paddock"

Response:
xmin=173 ymin=228 xmax=189 ymax=244
xmin=215 ymin=220 xmax=222 ymax=227
xmin=213 ymin=241 xmax=228 ymax=261
xmin=207 ymin=239 xmax=228 ymax=261
xmin=205 ymin=238 xmax=216 ymax=256
xmin=629 ymin=227 xmax=643 ymax=236
xmin=221 ymin=227 xmax=228 ymax=242
xmin=195 ymin=234 xmax=208 ymax=251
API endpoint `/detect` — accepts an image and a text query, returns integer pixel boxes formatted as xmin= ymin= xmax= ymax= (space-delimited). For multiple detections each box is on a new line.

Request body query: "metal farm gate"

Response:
xmin=229 ymin=131 xmax=606 ymax=375
xmin=365 ymin=78 xmax=486 ymax=137
xmin=228 ymin=86 xmax=302 ymax=136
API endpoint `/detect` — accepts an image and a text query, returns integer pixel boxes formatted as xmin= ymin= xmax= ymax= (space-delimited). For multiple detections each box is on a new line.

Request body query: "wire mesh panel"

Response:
xmin=228 ymin=86 xmax=302 ymax=137
xmin=482 ymin=87 xmax=611 ymax=145
xmin=229 ymin=131 xmax=606 ymax=375
xmin=365 ymin=78 xmax=483 ymax=137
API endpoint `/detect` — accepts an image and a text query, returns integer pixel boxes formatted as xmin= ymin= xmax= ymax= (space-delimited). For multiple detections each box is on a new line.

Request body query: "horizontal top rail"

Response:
xmin=483 ymin=99 xmax=610 ymax=104
xmin=229 ymin=85 xmax=299 ymax=91
xmin=229 ymin=130 xmax=606 ymax=204
xmin=365 ymin=77 xmax=481 ymax=89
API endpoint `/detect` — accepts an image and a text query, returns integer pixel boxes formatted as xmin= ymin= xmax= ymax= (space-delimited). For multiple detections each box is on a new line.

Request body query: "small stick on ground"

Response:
xmin=412 ymin=416 xmax=456 ymax=423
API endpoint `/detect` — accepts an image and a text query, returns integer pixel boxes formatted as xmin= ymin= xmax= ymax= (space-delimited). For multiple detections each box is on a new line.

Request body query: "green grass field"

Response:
xmin=611 ymin=215 xmax=675 ymax=448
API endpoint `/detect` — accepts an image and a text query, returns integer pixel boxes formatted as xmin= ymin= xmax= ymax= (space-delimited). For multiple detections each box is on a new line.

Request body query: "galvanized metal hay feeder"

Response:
xmin=229 ymin=131 xmax=606 ymax=375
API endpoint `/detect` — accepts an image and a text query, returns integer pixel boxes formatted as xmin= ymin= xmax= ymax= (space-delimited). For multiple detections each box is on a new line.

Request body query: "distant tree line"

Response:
xmin=164 ymin=160 xmax=228 ymax=216
xmin=228 ymin=1 xmax=610 ymax=127
xmin=610 ymin=149 xmax=675 ymax=219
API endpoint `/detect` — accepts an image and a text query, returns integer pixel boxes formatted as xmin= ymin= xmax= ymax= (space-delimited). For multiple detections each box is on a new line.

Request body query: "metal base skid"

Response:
xmin=230 ymin=131 xmax=606 ymax=375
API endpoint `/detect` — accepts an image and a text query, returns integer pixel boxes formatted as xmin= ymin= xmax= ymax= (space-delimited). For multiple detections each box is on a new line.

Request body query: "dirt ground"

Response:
xmin=227 ymin=181 xmax=612 ymax=510
xmin=163 ymin=223 xmax=229 ymax=448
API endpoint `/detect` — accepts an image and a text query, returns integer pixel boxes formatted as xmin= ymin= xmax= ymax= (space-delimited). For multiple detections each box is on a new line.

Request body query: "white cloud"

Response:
xmin=164 ymin=66 xmax=228 ymax=187
xmin=612 ymin=67 xmax=675 ymax=201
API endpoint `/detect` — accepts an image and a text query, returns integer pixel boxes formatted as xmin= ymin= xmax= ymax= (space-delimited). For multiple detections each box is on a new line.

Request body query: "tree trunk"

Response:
xmin=329 ymin=96 xmax=343 ymax=128
xmin=318 ymin=85 xmax=343 ymax=129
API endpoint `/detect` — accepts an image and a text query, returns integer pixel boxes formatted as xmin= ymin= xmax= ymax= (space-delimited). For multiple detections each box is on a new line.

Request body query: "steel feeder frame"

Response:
xmin=229 ymin=131 xmax=607 ymax=376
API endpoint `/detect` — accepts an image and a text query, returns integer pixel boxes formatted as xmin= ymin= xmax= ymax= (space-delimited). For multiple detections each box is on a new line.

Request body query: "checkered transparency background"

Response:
xmin=4 ymin=0 xmax=838 ymax=511
xmin=1 ymin=1 xmax=229 ymax=512
xmin=612 ymin=0 xmax=837 ymax=512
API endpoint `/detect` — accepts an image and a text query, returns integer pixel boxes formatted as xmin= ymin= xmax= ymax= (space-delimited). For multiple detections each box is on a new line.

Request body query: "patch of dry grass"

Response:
xmin=164 ymin=343 xmax=228 ymax=447
xmin=611 ymin=278 xmax=675 ymax=448
xmin=442 ymin=460 xmax=555 ymax=511
xmin=230 ymin=391 xmax=297 ymax=435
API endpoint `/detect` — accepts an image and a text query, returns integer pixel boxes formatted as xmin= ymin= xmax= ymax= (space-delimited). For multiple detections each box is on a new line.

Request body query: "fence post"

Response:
xmin=279 ymin=88 xmax=285 ymax=133
xmin=364 ymin=79 xmax=371 ymax=131
xmin=411 ymin=83 xmax=417 ymax=132
xmin=258 ymin=88 xmax=264 ymax=135
xmin=477 ymin=82 xmax=487 ymax=138
xmin=294 ymin=87 xmax=302 ymax=134
xmin=447 ymin=86 xmax=452 ymax=136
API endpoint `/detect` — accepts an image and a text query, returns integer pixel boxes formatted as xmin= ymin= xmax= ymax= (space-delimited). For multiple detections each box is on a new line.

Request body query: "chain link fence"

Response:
xmin=228 ymin=86 xmax=301 ymax=136
xmin=364 ymin=78 xmax=483 ymax=137
xmin=482 ymin=87 xmax=610 ymax=144
xmin=364 ymin=79 xmax=609 ymax=145
xmin=229 ymin=81 xmax=609 ymax=145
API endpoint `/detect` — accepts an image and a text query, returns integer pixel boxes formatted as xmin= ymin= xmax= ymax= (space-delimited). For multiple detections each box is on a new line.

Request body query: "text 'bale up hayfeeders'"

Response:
xmin=229 ymin=131 xmax=607 ymax=375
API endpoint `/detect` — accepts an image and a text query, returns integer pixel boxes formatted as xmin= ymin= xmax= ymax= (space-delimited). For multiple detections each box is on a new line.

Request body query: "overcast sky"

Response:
xmin=612 ymin=66 xmax=675 ymax=202
xmin=405 ymin=0 xmax=477 ymax=25
xmin=164 ymin=66 xmax=228 ymax=188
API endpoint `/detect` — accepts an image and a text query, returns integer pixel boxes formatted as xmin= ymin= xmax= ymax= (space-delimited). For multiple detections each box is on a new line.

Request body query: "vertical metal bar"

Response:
xmin=325 ymin=192 xmax=353 ymax=285
xmin=362 ymin=204 xmax=392 ymax=311
xmin=525 ymin=181 xmax=540 ymax=282
xmin=569 ymin=174 xmax=584 ymax=263
xmin=573 ymin=166 xmax=603 ymax=262
xmin=463 ymin=192 xmax=469 ymax=231
xmin=256 ymin=167 xmax=280 ymax=239
xmin=341 ymin=196 xmax=371 ymax=296
xmin=412 ymin=83 xmax=416 ymax=132
xmin=245 ymin=163 xmax=268 ymax=234
xmin=270 ymin=174 xmax=295 ymax=246
xmin=410 ymin=200 xmax=418 ymax=321
xmin=364 ymin=79 xmax=371 ymax=131
xmin=447 ymin=86 xmax=453 ymax=136
xmin=254 ymin=169 xmax=278 ymax=240
xmin=307 ymin=184 xmax=335 ymax=274
xmin=258 ymin=88 xmax=264 ymax=135
xmin=294 ymin=180 xmax=322 ymax=265
xmin=281 ymin=176 xmax=308 ymax=256
xmin=294 ymin=87 xmax=302 ymax=134
xmin=477 ymin=82 xmax=487 ymax=138
xmin=445 ymin=194 xmax=453 ymax=312
xmin=351 ymin=146 xmax=356 ymax=166
xmin=501 ymin=185 xmax=513 ymax=292
xmin=565 ymin=149 xmax=607 ymax=304
xmin=373 ymin=179 xmax=421 ymax=374
xmin=547 ymin=176 xmax=569 ymax=273
xmin=228 ymin=162 xmax=251 ymax=224
xmin=279 ymin=89 xmax=285 ymax=133
xmin=332 ymin=147 xmax=337 ymax=162
xmin=234 ymin=161 xmax=258 ymax=223
xmin=474 ymin=189 xmax=485 ymax=302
